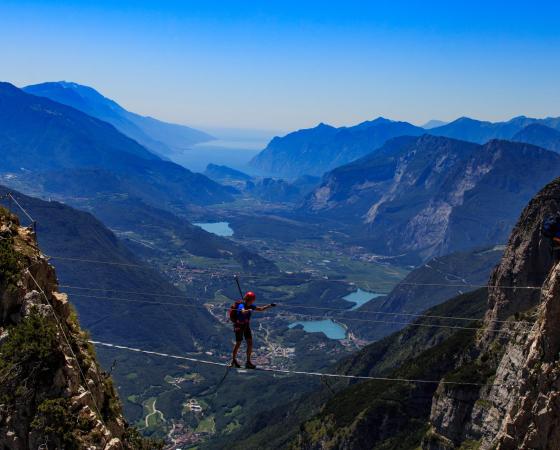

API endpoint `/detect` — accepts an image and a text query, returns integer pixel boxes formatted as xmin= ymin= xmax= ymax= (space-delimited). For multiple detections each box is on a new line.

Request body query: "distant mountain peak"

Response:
xmin=369 ymin=116 xmax=393 ymax=124
xmin=250 ymin=118 xmax=424 ymax=177
xmin=421 ymin=119 xmax=448 ymax=129
xmin=354 ymin=117 xmax=394 ymax=128
xmin=0 ymin=81 xmax=21 ymax=95
xmin=454 ymin=116 xmax=482 ymax=123
xmin=23 ymin=81 xmax=213 ymax=158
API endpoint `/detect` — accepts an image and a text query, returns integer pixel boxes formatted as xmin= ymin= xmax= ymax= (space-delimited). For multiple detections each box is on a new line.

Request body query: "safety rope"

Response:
xmin=59 ymin=284 xmax=533 ymax=325
xmin=1 ymin=193 xmax=36 ymax=230
xmin=91 ymin=340 xmax=501 ymax=387
xmin=66 ymin=292 xmax=530 ymax=335
xmin=48 ymin=255 xmax=543 ymax=290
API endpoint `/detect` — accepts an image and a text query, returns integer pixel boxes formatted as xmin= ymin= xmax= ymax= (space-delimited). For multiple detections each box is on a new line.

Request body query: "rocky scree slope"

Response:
xmin=0 ymin=208 xmax=156 ymax=449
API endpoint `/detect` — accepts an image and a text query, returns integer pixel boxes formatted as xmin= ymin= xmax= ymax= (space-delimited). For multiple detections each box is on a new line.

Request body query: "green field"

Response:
xmin=196 ymin=416 xmax=216 ymax=433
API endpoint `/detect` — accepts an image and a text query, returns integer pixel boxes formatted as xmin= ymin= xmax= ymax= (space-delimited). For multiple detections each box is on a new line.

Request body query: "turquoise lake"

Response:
xmin=193 ymin=222 xmax=234 ymax=237
xmin=343 ymin=288 xmax=384 ymax=310
xmin=289 ymin=319 xmax=347 ymax=340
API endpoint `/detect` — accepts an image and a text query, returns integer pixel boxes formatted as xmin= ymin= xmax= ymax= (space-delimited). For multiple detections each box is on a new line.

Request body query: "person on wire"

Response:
xmin=230 ymin=291 xmax=276 ymax=369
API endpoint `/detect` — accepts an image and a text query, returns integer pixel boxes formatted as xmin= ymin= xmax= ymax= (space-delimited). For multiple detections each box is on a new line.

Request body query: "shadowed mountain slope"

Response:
xmin=512 ymin=123 xmax=560 ymax=153
xmin=0 ymin=186 xmax=229 ymax=354
xmin=249 ymin=118 xmax=425 ymax=177
xmin=0 ymin=82 xmax=232 ymax=211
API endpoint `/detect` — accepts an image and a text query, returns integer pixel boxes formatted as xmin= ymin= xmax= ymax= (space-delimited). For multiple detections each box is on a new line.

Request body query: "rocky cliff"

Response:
xmin=305 ymin=135 xmax=560 ymax=263
xmin=0 ymin=207 xmax=156 ymax=449
xmin=425 ymin=176 xmax=560 ymax=449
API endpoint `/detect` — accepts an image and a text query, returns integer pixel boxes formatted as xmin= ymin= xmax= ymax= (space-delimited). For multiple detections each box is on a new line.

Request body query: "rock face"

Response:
xmin=425 ymin=176 xmax=560 ymax=449
xmin=0 ymin=207 xmax=152 ymax=449
xmin=305 ymin=135 xmax=560 ymax=262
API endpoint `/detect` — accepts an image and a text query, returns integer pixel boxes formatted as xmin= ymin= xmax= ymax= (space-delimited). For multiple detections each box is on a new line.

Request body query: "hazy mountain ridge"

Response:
xmin=24 ymin=81 xmax=214 ymax=158
xmin=249 ymin=114 xmax=560 ymax=179
xmin=512 ymin=122 xmax=560 ymax=153
xmin=305 ymin=135 xmax=560 ymax=262
xmin=430 ymin=115 xmax=560 ymax=148
xmin=422 ymin=119 xmax=448 ymax=129
xmin=204 ymin=163 xmax=253 ymax=182
xmin=0 ymin=82 xmax=232 ymax=211
xmin=249 ymin=118 xmax=425 ymax=177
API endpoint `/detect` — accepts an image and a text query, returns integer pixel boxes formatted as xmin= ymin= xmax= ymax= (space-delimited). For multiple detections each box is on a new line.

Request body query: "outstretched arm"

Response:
xmin=255 ymin=304 xmax=276 ymax=312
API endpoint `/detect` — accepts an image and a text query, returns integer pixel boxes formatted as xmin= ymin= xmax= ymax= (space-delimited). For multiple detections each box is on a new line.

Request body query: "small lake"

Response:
xmin=289 ymin=319 xmax=346 ymax=340
xmin=193 ymin=222 xmax=234 ymax=237
xmin=343 ymin=288 xmax=385 ymax=310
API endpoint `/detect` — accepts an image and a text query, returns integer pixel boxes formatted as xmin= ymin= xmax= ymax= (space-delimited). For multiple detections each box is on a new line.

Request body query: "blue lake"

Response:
xmin=343 ymin=288 xmax=384 ymax=310
xmin=193 ymin=222 xmax=234 ymax=237
xmin=289 ymin=319 xmax=347 ymax=340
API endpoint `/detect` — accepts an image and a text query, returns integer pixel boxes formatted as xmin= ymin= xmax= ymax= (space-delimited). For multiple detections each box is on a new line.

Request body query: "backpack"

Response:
xmin=542 ymin=214 xmax=560 ymax=238
xmin=229 ymin=300 xmax=243 ymax=323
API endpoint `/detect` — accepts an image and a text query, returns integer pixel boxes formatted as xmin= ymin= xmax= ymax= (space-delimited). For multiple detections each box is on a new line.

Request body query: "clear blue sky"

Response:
xmin=2 ymin=0 xmax=560 ymax=130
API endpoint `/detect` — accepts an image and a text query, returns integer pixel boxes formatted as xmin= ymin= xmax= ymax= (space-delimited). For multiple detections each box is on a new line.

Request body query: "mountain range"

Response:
xmin=249 ymin=115 xmax=560 ymax=178
xmin=23 ymin=81 xmax=213 ymax=158
xmin=429 ymin=115 xmax=560 ymax=143
xmin=304 ymin=134 xmax=560 ymax=262
xmin=0 ymin=82 xmax=232 ymax=212
xmin=421 ymin=119 xmax=448 ymax=129
xmin=249 ymin=118 xmax=425 ymax=177
xmin=6 ymin=75 xmax=560 ymax=449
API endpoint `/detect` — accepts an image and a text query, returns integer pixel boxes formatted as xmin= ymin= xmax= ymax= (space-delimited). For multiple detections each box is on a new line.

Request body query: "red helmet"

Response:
xmin=244 ymin=291 xmax=256 ymax=301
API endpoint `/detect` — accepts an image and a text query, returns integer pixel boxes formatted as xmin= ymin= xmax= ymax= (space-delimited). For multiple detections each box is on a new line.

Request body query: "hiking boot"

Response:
xmin=230 ymin=359 xmax=241 ymax=368
xmin=245 ymin=361 xmax=256 ymax=369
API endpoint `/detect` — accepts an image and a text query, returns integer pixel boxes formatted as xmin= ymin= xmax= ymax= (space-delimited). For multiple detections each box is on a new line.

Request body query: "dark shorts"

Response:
xmin=234 ymin=323 xmax=252 ymax=342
